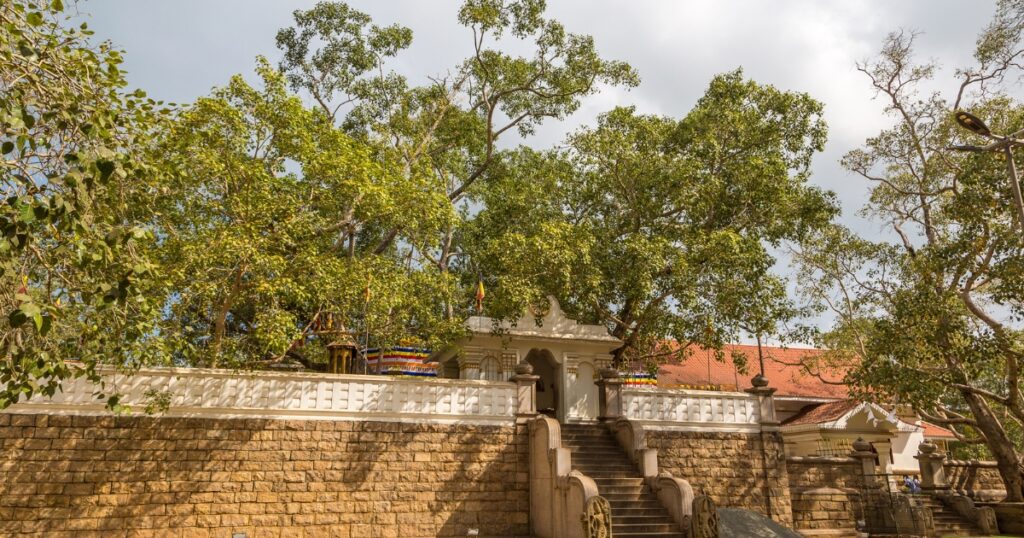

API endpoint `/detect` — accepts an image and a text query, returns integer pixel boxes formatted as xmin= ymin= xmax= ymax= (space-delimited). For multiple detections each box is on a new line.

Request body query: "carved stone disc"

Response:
xmin=581 ymin=495 xmax=613 ymax=538
xmin=690 ymin=494 xmax=720 ymax=538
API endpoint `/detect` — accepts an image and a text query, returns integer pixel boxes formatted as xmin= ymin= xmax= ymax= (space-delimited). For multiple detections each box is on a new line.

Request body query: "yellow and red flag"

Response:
xmin=474 ymin=281 xmax=485 ymax=313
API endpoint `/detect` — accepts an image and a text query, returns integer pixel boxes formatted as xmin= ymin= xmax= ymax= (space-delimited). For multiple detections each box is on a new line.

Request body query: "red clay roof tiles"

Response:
xmin=656 ymin=343 xmax=849 ymax=399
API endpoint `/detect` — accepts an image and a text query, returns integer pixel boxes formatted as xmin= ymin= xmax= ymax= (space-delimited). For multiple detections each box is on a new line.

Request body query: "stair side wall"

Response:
xmin=786 ymin=457 xmax=863 ymax=534
xmin=643 ymin=429 xmax=794 ymax=526
xmin=0 ymin=413 xmax=531 ymax=537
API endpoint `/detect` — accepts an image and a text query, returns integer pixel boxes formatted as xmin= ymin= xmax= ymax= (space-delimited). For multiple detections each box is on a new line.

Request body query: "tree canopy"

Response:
xmin=4 ymin=0 xmax=840 ymax=420
xmin=0 ymin=0 xmax=169 ymax=409
xmin=468 ymin=73 xmax=836 ymax=367
xmin=795 ymin=1 xmax=1024 ymax=500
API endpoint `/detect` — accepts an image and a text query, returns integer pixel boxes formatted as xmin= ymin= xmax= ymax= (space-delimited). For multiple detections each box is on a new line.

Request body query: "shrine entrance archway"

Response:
xmin=525 ymin=348 xmax=560 ymax=419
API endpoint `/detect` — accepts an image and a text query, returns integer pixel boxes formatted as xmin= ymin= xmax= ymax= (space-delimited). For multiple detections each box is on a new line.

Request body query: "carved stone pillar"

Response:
xmin=512 ymin=362 xmax=540 ymax=419
xmin=915 ymin=441 xmax=949 ymax=492
xmin=596 ymin=367 xmax=624 ymax=421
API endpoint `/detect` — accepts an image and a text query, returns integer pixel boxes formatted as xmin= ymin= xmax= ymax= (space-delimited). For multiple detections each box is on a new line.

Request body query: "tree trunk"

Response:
xmin=210 ymin=267 xmax=244 ymax=368
xmin=962 ymin=390 xmax=1024 ymax=502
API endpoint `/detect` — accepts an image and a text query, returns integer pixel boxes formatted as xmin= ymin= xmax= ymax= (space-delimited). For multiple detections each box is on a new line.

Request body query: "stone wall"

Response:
xmin=786 ymin=456 xmax=863 ymax=536
xmin=944 ymin=460 xmax=1007 ymax=501
xmin=644 ymin=429 xmax=793 ymax=526
xmin=0 ymin=413 xmax=530 ymax=537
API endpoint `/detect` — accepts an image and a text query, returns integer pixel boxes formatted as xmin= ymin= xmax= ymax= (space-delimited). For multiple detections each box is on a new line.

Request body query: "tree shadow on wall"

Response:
xmin=343 ymin=421 xmax=531 ymax=538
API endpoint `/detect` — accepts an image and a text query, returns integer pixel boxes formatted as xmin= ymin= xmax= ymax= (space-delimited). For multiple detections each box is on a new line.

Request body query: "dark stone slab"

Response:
xmin=719 ymin=508 xmax=803 ymax=538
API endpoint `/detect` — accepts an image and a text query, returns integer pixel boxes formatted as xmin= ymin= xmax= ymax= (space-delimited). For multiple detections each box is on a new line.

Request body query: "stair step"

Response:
xmin=592 ymin=477 xmax=645 ymax=485
xmin=561 ymin=424 xmax=683 ymax=536
xmin=598 ymin=486 xmax=651 ymax=495
xmin=607 ymin=497 xmax=663 ymax=505
xmin=614 ymin=522 xmax=680 ymax=532
xmin=615 ymin=515 xmax=676 ymax=524
xmin=610 ymin=528 xmax=684 ymax=532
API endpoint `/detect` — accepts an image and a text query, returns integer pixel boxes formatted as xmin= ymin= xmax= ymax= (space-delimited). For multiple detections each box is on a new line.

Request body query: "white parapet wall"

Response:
xmin=5 ymin=367 xmax=518 ymax=425
xmin=622 ymin=387 xmax=762 ymax=433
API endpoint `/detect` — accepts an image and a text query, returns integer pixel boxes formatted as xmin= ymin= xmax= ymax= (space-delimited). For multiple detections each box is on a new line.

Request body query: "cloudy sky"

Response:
xmin=76 ymin=1 xmax=999 ymax=225
xmin=73 ymin=1 xmax=1003 ymax=333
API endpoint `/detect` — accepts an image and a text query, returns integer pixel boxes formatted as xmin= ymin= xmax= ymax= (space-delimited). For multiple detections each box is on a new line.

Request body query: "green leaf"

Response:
xmin=96 ymin=160 xmax=115 ymax=181
xmin=8 ymin=309 xmax=27 ymax=328
xmin=38 ymin=314 xmax=51 ymax=336
xmin=26 ymin=12 xmax=43 ymax=26
xmin=51 ymin=0 xmax=64 ymax=11
xmin=1 ymin=142 xmax=13 ymax=155
xmin=20 ymin=302 xmax=41 ymax=318
xmin=18 ymin=203 xmax=34 ymax=224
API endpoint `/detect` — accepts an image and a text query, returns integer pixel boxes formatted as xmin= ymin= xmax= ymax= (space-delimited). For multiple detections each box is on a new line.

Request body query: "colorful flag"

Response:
xmin=474 ymin=280 xmax=485 ymax=313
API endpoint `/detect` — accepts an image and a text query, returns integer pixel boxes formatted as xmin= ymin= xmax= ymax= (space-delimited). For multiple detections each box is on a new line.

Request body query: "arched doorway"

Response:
xmin=525 ymin=348 xmax=560 ymax=419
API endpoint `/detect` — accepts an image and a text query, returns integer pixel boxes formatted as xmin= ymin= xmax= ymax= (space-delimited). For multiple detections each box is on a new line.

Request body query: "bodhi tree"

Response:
xmin=0 ymin=1 xmax=169 ymax=408
xmin=795 ymin=2 xmax=1024 ymax=500
xmin=274 ymin=0 xmax=638 ymax=317
xmin=467 ymin=71 xmax=837 ymax=367
xmin=152 ymin=61 xmax=463 ymax=368
xmin=149 ymin=0 xmax=636 ymax=367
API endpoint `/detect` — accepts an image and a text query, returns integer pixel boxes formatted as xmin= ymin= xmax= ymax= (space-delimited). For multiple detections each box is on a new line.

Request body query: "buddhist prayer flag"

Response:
xmin=621 ymin=372 xmax=657 ymax=387
xmin=474 ymin=280 xmax=485 ymax=313
xmin=365 ymin=347 xmax=437 ymax=377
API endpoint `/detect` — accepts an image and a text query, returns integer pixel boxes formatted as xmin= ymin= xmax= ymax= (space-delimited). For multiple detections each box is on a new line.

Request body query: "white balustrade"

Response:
xmin=7 ymin=367 xmax=518 ymax=425
xmin=622 ymin=388 xmax=761 ymax=432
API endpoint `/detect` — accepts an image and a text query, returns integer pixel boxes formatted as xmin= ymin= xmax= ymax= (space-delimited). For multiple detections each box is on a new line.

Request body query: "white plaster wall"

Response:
xmin=891 ymin=429 xmax=924 ymax=473
xmin=568 ymin=362 xmax=599 ymax=422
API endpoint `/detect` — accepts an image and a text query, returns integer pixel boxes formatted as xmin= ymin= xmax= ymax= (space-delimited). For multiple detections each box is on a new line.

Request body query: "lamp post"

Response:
xmin=951 ymin=110 xmax=1024 ymax=231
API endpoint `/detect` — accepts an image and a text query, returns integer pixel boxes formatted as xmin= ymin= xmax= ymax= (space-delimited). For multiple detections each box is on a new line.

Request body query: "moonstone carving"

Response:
xmin=581 ymin=495 xmax=613 ymax=538
xmin=690 ymin=494 xmax=720 ymax=538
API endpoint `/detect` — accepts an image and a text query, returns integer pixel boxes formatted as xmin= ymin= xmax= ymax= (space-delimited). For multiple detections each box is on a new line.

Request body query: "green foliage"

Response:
xmin=152 ymin=61 xmax=463 ymax=367
xmin=796 ymin=13 xmax=1024 ymax=498
xmin=468 ymin=71 xmax=836 ymax=366
xmin=0 ymin=1 xmax=169 ymax=408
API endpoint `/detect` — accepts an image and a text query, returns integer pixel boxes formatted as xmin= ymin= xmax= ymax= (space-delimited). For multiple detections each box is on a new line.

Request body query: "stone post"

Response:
xmin=512 ymin=362 xmax=540 ymax=419
xmin=851 ymin=437 xmax=878 ymax=488
xmin=915 ymin=441 xmax=949 ymax=493
xmin=744 ymin=374 xmax=778 ymax=425
xmin=744 ymin=375 xmax=793 ymax=526
xmin=595 ymin=367 xmax=624 ymax=422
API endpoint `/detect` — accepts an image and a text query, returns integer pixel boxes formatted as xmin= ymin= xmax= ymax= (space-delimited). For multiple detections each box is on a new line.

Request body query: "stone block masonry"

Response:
xmin=0 ymin=413 xmax=530 ymax=537
xmin=643 ymin=429 xmax=794 ymax=527
xmin=786 ymin=456 xmax=863 ymax=536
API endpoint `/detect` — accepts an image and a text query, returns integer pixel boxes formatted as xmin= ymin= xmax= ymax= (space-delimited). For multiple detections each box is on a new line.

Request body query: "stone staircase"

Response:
xmin=561 ymin=423 xmax=686 ymax=538
xmin=917 ymin=496 xmax=985 ymax=537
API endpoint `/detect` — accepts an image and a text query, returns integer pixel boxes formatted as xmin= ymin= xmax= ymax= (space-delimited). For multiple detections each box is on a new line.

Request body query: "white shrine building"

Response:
xmin=434 ymin=297 xmax=619 ymax=423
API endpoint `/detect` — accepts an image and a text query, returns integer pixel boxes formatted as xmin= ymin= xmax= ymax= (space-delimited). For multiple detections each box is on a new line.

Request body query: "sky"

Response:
xmin=72 ymin=0 xmax=1004 ymax=336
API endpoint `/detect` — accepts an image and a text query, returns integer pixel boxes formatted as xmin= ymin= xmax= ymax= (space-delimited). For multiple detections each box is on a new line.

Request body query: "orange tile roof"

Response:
xmin=781 ymin=400 xmax=860 ymax=426
xmin=656 ymin=343 xmax=849 ymax=399
xmin=921 ymin=421 xmax=957 ymax=440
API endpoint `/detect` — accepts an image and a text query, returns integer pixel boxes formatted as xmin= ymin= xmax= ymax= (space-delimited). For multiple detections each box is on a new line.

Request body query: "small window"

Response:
xmin=479 ymin=356 xmax=501 ymax=381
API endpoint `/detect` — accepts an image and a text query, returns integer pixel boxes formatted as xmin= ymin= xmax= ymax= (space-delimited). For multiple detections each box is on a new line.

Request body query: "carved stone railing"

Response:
xmin=940 ymin=494 xmax=1000 ymax=535
xmin=529 ymin=416 xmax=604 ymax=538
xmin=612 ymin=418 xmax=694 ymax=530
xmin=943 ymin=459 xmax=1008 ymax=501
xmin=6 ymin=367 xmax=518 ymax=425
xmin=621 ymin=388 xmax=762 ymax=432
